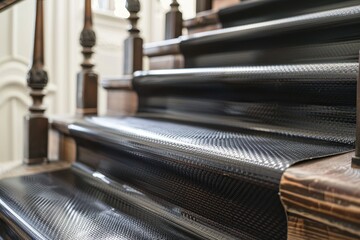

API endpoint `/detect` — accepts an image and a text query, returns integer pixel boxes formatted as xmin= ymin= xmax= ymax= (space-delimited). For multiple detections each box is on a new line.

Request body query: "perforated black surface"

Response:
xmin=0 ymin=166 xmax=216 ymax=240
xmin=181 ymin=5 xmax=360 ymax=67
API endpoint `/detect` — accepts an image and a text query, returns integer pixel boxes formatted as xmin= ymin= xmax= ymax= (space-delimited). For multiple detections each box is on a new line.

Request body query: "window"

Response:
xmin=92 ymin=0 xmax=130 ymax=18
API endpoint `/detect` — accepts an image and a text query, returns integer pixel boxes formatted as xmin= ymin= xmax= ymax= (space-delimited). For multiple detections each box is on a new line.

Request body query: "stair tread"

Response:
xmin=69 ymin=116 xmax=353 ymax=184
xmin=0 ymin=164 xmax=222 ymax=239
xmin=133 ymin=63 xmax=357 ymax=145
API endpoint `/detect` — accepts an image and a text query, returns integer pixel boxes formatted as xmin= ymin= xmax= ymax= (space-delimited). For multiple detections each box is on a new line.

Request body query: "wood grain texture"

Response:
xmin=149 ymin=55 xmax=184 ymax=70
xmin=287 ymin=213 xmax=360 ymax=240
xmin=281 ymin=151 xmax=360 ymax=239
xmin=106 ymin=90 xmax=138 ymax=115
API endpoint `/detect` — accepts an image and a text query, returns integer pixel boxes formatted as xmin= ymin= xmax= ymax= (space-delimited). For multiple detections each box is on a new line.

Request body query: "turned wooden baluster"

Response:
xmin=196 ymin=0 xmax=212 ymax=13
xmin=77 ymin=0 xmax=98 ymax=115
xmin=24 ymin=0 xmax=48 ymax=164
xmin=124 ymin=0 xmax=143 ymax=75
xmin=165 ymin=0 xmax=182 ymax=40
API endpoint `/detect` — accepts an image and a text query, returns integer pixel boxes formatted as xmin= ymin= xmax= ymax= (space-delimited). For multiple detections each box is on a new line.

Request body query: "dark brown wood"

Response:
xmin=183 ymin=10 xmax=220 ymax=34
xmin=165 ymin=0 xmax=182 ymax=40
xmin=196 ymin=0 xmax=212 ymax=13
xmin=281 ymin=151 xmax=360 ymax=239
xmin=101 ymin=76 xmax=137 ymax=115
xmin=0 ymin=0 xmax=22 ymax=12
xmin=143 ymin=38 xmax=181 ymax=57
xmin=124 ymin=0 xmax=142 ymax=75
xmin=107 ymin=90 xmax=138 ymax=115
xmin=101 ymin=75 xmax=133 ymax=90
xmin=287 ymin=213 xmax=360 ymax=240
xmin=77 ymin=0 xmax=98 ymax=116
xmin=149 ymin=55 xmax=184 ymax=70
xmin=24 ymin=0 xmax=48 ymax=165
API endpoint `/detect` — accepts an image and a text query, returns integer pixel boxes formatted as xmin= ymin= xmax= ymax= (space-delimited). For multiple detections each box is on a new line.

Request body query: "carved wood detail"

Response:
xmin=165 ymin=0 xmax=182 ymax=40
xmin=76 ymin=0 xmax=98 ymax=116
xmin=24 ymin=0 xmax=48 ymax=165
xmin=124 ymin=0 xmax=142 ymax=75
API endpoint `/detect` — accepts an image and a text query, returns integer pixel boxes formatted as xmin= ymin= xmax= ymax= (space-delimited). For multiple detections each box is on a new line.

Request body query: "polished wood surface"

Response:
xmin=24 ymin=0 xmax=48 ymax=165
xmin=281 ymin=151 xmax=360 ymax=239
xmin=183 ymin=10 xmax=220 ymax=34
xmin=287 ymin=213 xmax=360 ymax=240
xmin=77 ymin=0 xmax=98 ymax=116
xmin=143 ymin=38 xmax=181 ymax=57
xmin=107 ymin=90 xmax=138 ymax=115
xmin=149 ymin=55 xmax=184 ymax=70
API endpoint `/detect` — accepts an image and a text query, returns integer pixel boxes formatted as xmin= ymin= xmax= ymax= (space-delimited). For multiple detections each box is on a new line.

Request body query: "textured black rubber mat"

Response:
xmin=181 ymin=5 xmax=360 ymax=67
xmin=0 ymin=165 xmax=220 ymax=240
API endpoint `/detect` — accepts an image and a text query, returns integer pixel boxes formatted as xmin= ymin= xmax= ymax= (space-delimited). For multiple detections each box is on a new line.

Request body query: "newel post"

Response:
xmin=24 ymin=0 xmax=48 ymax=165
xmin=124 ymin=0 xmax=143 ymax=75
xmin=165 ymin=0 xmax=182 ymax=40
xmin=77 ymin=0 xmax=98 ymax=115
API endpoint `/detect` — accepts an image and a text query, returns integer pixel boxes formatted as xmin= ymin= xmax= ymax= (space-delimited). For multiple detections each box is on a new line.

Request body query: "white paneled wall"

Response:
xmin=0 ymin=0 xmax=195 ymax=163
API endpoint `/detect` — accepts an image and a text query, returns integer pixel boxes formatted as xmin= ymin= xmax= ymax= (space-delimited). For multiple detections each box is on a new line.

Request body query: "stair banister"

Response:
xmin=76 ymin=0 xmax=98 ymax=116
xmin=24 ymin=0 xmax=48 ymax=165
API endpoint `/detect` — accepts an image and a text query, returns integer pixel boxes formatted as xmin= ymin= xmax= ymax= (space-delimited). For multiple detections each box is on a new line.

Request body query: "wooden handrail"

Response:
xmin=165 ymin=0 xmax=183 ymax=40
xmin=24 ymin=0 xmax=48 ymax=164
xmin=76 ymin=0 xmax=98 ymax=115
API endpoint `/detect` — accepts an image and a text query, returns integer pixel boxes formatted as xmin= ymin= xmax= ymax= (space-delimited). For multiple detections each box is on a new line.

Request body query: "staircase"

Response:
xmin=1 ymin=1 xmax=360 ymax=239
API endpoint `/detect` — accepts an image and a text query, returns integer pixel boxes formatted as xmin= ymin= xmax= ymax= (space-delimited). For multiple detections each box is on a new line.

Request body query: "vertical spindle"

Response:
xmin=77 ymin=0 xmax=98 ymax=115
xmin=24 ymin=0 xmax=48 ymax=164
xmin=124 ymin=0 xmax=143 ymax=75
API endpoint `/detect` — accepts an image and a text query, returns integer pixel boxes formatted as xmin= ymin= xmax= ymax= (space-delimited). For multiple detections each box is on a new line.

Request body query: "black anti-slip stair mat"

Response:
xmin=218 ymin=0 xmax=360 ymax=28
xmin=181 ymin=5 xmax=360 ymax=67
xmin=68 ymin=62 xmax=357 ymax=239
xmin=66 ymin=113 xmax=353 ymax=239
xmin=0 ymin=164 xmax=228 ymax=240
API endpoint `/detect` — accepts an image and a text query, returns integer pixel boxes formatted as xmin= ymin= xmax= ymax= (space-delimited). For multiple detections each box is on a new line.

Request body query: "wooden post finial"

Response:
xmin=24 ymin=0 xmax=48 ymax=165
xmin=76 ymin=0 xmax=98 ymax=115
xmin=126 ymin=0 xmax=140 ymax=36
xmin=165 ymin=0 xmax=182 ymax=40
xmin=123 ymin=0 xmax=143 ymax=75
xmin=80 ymin=0 xmax=96 ymax=70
